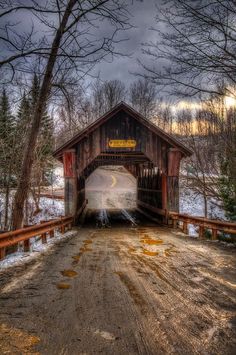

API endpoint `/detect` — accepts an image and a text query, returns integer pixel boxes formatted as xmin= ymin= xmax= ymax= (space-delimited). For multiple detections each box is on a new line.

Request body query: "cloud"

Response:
xmin=91 ymin=0 xmax=160 ymax=86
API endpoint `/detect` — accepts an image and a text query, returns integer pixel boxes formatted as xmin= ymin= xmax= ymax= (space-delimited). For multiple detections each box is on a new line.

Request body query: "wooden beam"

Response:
xmin=161 ymin=174 xmax=167 ymax=211
xmin=137 ymin=200 xmax=166 ymax=216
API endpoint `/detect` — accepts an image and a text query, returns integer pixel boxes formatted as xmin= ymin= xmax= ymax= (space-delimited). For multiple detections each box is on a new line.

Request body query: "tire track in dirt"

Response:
xmin=0 ymin=226 xmax=235 ymax=354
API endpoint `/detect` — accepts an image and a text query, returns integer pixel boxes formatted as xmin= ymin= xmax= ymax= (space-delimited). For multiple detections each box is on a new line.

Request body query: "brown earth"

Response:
xmin=0 ymin=224 xmax=236 ymax=354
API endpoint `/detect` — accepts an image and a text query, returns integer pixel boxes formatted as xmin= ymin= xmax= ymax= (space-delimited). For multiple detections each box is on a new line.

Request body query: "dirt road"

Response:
xmin=0 ymin=216 xmax=236 ymax=354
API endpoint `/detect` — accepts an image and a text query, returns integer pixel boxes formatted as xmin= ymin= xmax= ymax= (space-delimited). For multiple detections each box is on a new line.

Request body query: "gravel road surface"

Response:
xmin=0 ymin=218 xmax=236 ymax=354
xmin=0 ymin=168 xmax=235 ymax=354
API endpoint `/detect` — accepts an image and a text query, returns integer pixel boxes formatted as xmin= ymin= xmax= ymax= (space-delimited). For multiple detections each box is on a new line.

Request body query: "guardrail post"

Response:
xmin=61 ymin=225 xmax=65 ymax=234
xmin=212 ymin=228 xmax=218 ymax=240
xmin=0 ymin=247 xmax=6 ymax=260
xmin=198 ymin=226 xmax=204 ymax=239
xmin=183 ymin=221 xmax=188 ymax=234
xmin=24 ymin=239 xmax=30 ymax=252
xmin=41 ymin=233 xmax=47 ymax=244
xmin=172 ymin=218 xmax=178 ymax=229
xmin=49 ymin=230 xmax=54 ymax=238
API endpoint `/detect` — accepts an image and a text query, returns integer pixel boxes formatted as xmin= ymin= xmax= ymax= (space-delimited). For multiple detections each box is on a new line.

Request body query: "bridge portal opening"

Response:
xmin=85 ymin=166 xmax=137 ymax=210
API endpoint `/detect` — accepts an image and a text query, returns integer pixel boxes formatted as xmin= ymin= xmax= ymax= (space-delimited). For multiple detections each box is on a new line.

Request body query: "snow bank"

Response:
xmin=0 ymin=193 xmax=64 ymax=228
xmin=30 ymin=197 xmax=64 ymax=224
xmin=53 ymin=166 xmax=64 ymax=188
xmin=179 ymin=187 xmax=226 ymax=236
xmin=0 ymin=229 xmax=77 ymax=270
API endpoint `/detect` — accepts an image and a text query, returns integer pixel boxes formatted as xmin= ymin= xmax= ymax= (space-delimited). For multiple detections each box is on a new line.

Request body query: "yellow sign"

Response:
xmin=108 ymin=139 xmax=136 ymax=148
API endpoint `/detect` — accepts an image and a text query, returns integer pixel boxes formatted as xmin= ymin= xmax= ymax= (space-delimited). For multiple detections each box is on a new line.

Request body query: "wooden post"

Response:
xmin=167 ymin=148 xmax=182 ymax=213
xmin=61 ymin=225 xmax=65 ymax=234
xmin=199 ymin=225 xmax=204 ymax=239
xmin=49 ymin=230 xmax=54 ymax=238
xmin=183 ymin=221 xmax=188 ymax=234
xmin=172 ymin=218 xmax=178 ymax=229
xmin=63 ymin=149 xmax=77 ymax=217
xmin=212 ymin=228 xmax=218 ymax=240
xmin=162 ymin=173 xmax=168 ymax=223
xmin=41 ymin=233 xmax=47 ymax=244
xmin=24 ymin=239 xmax=30 ymax=252
xmin=0 ymin=247 xmax=6 ymax=260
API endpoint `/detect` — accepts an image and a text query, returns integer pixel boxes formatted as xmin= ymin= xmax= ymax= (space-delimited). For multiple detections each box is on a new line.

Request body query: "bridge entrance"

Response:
xmin=53 ymin=102 xmax=191 ymax=223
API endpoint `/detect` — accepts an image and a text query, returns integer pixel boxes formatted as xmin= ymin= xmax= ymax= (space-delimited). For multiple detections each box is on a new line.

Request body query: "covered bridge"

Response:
xmin=53 ymin=102 xmax=192 ymax=223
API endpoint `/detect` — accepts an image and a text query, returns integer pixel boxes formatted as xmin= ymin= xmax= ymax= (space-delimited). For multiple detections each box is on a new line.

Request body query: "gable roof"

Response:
xmin=53 ymin=101 xmax=192 ymax=158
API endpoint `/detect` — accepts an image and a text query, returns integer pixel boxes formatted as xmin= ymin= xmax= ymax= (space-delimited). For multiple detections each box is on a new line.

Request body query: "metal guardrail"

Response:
xmin=170 ymin=212 xmax=236 ymax=239
xmin=0 ymin=216 xmax=73 ymax=260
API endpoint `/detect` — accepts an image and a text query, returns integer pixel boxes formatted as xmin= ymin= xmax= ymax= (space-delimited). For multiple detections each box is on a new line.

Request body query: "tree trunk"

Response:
xmin=4 ymin=183 xmax=10 ymax=230
xmin=4 ymin=161 xmax=13 ymax=230
xmin=11 ymin=0 xmax=76 ymax=229
xmin=203 ymin=193 xmax=208 ymax=218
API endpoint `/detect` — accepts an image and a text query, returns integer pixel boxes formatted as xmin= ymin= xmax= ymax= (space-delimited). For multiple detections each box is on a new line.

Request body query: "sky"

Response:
xmin=4 ymin=1 xmax=235 ymax=107
xmin=93 ymin=0 xmax=159 ymax=85
xmin=0 ymin=0 xmax=165 ymax=99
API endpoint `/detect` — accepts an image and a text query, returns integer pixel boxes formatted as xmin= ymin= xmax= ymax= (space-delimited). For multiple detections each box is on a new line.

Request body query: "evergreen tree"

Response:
xmin=219 ymin=159 xmax=236 ymax=222
xmin=28 ymin=74 xmax=54 ymax=215
xmin=30 ymin=74 xmax=54 ymax=183
xmin=0 ymin=89 xmax=13 ymax=140
xmin=30 ymin=73 xmax=40 ymax=113
xmin=14 ymin=92 xmax=31 ymax=178
xmin=218 ymin=107 xmax=236 ymax=222
xmin=0 ymin=89 xmax=15 ymax=229
xmin=17 ymin=92 xmax=31 ymax=128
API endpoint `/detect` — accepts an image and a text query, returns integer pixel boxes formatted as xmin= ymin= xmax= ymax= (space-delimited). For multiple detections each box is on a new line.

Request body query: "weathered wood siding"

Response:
xmin=63 ymin=109 xmax=184 ymax=220
xmin=76 ymin=111 xmax=171 ymax=174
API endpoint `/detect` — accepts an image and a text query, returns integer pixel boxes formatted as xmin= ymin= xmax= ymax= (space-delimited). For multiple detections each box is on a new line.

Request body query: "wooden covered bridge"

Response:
xmin=53 ymin=102 xmax=192 ymax=222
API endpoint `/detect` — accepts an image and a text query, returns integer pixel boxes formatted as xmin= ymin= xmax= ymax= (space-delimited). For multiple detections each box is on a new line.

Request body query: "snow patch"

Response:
xmin=179 ymin=187 xmax=226 ymax=237
xmin=0 ymin=229 xmax=77 ymax=270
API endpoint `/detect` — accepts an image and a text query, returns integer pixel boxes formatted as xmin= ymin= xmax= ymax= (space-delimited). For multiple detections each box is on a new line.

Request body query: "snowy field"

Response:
xmin=179 ymin=188 xmax=225 ymax=219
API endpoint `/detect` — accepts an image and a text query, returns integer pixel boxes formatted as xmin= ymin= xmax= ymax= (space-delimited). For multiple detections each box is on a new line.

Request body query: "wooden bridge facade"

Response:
xmin=53 ymin=102 xmax=192 ymax=222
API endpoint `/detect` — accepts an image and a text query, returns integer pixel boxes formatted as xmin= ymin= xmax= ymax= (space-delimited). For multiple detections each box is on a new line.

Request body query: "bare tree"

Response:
xmin=152 ymin=102 xmax=175 ymax=133
xmin=0 ymin=0 xmax=132 ymax=229
xmin=92 ymin=79 xmax=126 ymax=115
xmin=129 ymin=78 xmax=156 ymax=118
xmin=103 ymin=79 xmax=126 ymax=110
xmin=176 ymin=108 xmax=220 ymax=217
xmin=55 ymin=87 xmax=95 ymax=148
xmin=140 ymin=0 xmax=236 ymax=98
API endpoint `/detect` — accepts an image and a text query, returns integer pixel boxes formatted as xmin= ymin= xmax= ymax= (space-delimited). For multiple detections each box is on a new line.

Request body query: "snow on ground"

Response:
xmin=30 ymin=197 xmax=64 ymax=224
xmin=0 ymin=229 xmax=77 ymax=270
xmin=0 ymin=194 xmax=64 ymax=228
xmin=53 ymin=165 xmax=64 ymax=188
xmin=179 ymin=187 xmax=226 ymax=236
xmin=0 ymin=193 xmax=67 ymax=270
